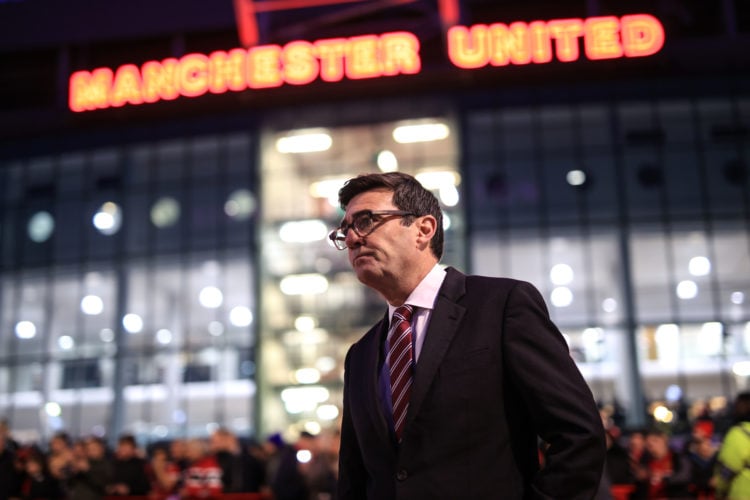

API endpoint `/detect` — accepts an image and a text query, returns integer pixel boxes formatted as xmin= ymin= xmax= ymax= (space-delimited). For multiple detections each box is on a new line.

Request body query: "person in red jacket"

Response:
xmin=180 ymin=438 xmax=223 ymax=499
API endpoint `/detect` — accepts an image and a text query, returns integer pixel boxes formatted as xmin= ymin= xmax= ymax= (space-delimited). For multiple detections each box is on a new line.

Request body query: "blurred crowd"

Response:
xmin=0 ymin=423 xmax=339 ymax=500
xmin=1 ymin=392 xmax=749 ymax=500
xmin=591 ymin=391 xmax=750 ymax=499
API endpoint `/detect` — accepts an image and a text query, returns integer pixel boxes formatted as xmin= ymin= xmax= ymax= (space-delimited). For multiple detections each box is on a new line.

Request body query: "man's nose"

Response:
xmin=345 ymin=229 xmax=362 ymax=249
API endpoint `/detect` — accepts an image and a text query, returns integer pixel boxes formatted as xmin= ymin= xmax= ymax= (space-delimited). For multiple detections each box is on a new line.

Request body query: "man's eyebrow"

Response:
xmin=339 ymin=209 xmax=370 ymax=226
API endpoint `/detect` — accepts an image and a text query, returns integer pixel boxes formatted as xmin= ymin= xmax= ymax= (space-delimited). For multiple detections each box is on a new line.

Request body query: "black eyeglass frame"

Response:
xmin=328 ymin=210 xmax=416 ymax=250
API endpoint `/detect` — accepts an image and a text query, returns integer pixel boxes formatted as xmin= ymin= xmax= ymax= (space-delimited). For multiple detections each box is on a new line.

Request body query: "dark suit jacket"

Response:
xmin=338 ymin=267 xmax=606 ymax=499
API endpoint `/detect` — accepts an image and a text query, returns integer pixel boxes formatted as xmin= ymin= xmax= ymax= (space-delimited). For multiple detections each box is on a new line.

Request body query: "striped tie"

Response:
xmin=387 ymin=304 xmax=414 ymax=442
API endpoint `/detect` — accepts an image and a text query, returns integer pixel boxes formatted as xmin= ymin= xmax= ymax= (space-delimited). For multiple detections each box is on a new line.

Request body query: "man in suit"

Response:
xmin=329 ymin=172 xmax=606 ymax=499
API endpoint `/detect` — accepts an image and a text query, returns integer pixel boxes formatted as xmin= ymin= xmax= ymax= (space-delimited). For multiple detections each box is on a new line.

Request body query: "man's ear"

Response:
xmin=415 ymin=215 xmax=437 ymax=248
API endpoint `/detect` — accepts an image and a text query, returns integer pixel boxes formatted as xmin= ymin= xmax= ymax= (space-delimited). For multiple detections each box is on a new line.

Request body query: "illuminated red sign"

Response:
xmin=69 ymin=14 xmax=664 ymax=113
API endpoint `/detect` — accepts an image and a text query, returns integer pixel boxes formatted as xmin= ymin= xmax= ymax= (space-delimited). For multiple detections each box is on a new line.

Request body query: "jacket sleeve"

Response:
xmin=503 ymin=280 xmax=607 ymax=499
xmin=336 ymin=346 xmax=368 ymax=500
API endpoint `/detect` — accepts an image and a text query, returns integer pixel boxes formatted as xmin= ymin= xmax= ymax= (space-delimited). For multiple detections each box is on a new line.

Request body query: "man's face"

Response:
xmin=343 ymin=189 xmax=418 ymax=296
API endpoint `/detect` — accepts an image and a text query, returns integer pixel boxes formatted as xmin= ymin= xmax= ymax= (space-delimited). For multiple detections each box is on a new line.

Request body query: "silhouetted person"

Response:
xmin=108 ymin=434 xmax=150 ymax=496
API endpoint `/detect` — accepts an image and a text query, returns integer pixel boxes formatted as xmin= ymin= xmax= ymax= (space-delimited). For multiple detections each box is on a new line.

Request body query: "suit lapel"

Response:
xmin=361 ymin=313 xmax=395 ymax=447
xmin=405 ymin=268 xmax=466 ymax=432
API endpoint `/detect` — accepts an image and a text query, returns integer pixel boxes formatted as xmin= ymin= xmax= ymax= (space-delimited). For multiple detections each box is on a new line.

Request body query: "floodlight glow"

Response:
xmin=81 ymin=295 xmax=104 ymax=315
xmin=688 ymin=256 xmax=711 ymax=276
xmin=279 ymin=220 xmax=328 ymax=243
xmin=376 ymin=150 xmax=398 ymax=172
xmin=602 ymin=298 xmax=617 ymax=313
xmin=199 ymin=286 xmax=223 ymax=308
xmin=295 ymin=368 xmax=321 ymax=384
xmin=229 ymin=306 xmax=253 ymax=327
xmin=316 ymin=404 xmax=340 ymax=421
xmin=58 ymin=335 xmax=75 ymax=350
xmin=93 ymin=202 xmax=122 ymax=235
xmin=550 ymin=263 xmax=574 ymax=285
xmin=122 ymin=313 xmax=143 ymax=333
xmin=393 ymin=122 xmax=449 ymax=143
xmin=276 ymin=129 xmax=332 ymax=153
xmin=280 ymin=274 xmax=329 ymax=295
xmin=566 ymin=170 xmax=587 ymax=186
xmin=156 ymin=329 xmax=173 ymax=345
xmin=550 ymin=286 xmax=573 ymax=307
xmin=15 ymin=321 xmax=36 ymax=339
xmin=676 ymin=280 xmax=698 ymax=300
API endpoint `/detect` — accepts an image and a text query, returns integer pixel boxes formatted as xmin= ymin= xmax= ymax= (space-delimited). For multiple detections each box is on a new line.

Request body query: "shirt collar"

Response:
xmin=388 ymin=264 xmax=447 ymax=321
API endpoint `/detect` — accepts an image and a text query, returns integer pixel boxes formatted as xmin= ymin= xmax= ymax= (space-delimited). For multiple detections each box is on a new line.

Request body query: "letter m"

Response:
xmin=69 ymin=68 xmax=114 ymax=112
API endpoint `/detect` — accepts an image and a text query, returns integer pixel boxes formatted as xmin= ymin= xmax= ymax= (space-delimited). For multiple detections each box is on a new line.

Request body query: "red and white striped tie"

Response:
xmin=387 ymin=304 xmax=414 ymax=442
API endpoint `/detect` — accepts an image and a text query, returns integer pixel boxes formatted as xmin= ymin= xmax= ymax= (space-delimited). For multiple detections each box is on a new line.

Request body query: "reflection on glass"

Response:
xmin=550 ymin=263 xmax=574 ymax=285
xmin=309 ymin=177 xmax=348 ymax=207
xmin=199 ymin=286 xmax=223 ymax=308
xmin=224 ymin=189 xmax=256 ymax=220
xmin=393 ymin=121 xmax=449 ymax=143
xmin=551 ymin=286 xmax=573 ymax=307
xmin=602 ymin=298 xmax=617 ymax=313
xmin=81 ymin=294 xmax=104 ymax=315
xmin=15 ymin=320 xmax=36 ymax=339
xmin=208 ymin=321 xmax=224 ymax=336
xmin=229 ymin=306 xmax=253 ymax=327
xmin=376 ymin=150 xmax=398 ymax=172
xmin=295 ymin=368 xmax=321 ymax=384
xmin=156 ymin=329 xmax=173 ymax=345
xmin=276 ymin=129 xmax=332 ymax=153
xmin=566 ymin=170 xmax=587 ymax=186
xmin=688 ymin=256 xmax=711 ymax=276
xmin=279 ymin=220 xmax=328 ymax=243
xmin=699 ymin=322 xmax=722 ymax=355
xmin=123 ymin=313 xmax=143 ymax=333
xmin=281 ymin=386 xmax=329 ymax=414
xmin=58 ymin=335 xmax=75 ymax=350
xmin=99 ymin=328 xmax=115 ymax=342
xmin=93 ymin=202 xmax=122 ymax=235
xmin=316 ymin=404 xmax=339 ymax=421
xmin=280 ymin=274 xmax=329 ymax=295
xmin=28 ymin=211 xmax=55 ymax=242
xmin=676 ymin=280 xmax=698 ymax=299
xmin=151 ymin=197 xmax=181 ymax=228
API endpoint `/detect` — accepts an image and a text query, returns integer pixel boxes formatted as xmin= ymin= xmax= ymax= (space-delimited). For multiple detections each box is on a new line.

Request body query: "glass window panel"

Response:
xmin=658 ymin=100 xmax=695 ymax=145
xmin=631 ymin=228 xmax=674 ymax=323
xmin=540 ymin=106 xmax=574 ymax=151
xmin=125 ymin=144 xmax=152 ymax=187
xmin=156 ymin=139 xmax=185 ymax=183
xmin=663 ymin=150 xmax=702 ymax=217
xmin=504 ymin=152 xmax=541 ymax=227
xmin=696 ymin=99 xmax=734 ymax=145
xmin=126 ymin=192 xmax=150 ymax=256
xmin=191 ymin=136 xmax=221 ymax=181
xmin=670 ymin=229 xmax=718 ymax=321
xmin=704 ymin=146 xmax=747 ymax=216
xmin=1 ymin=161 xmax=24 ymax=205
xmin=1 ymin=208 xmax=19 ymax=269
xmin=501 ymin=109 xmax=534 ymax=152
xmin=58 ymin=152 xmax=86 ymax=196
xmin=189 ymin=183 xmax=221 ymax=250
xmin=542 ymin=153 xmax=584 ymax=224
xmin=14 ymin=274 xmax=50 ymax=358
xmin=624 ymin=150 xmax=663 ymax=220
xmin=226 ymin=133 xmax=253 ymax=175
xmin=54 ymin=200 xmax=84 ymax=261
xmin=579 ymin=105 xmax=611 ymax=150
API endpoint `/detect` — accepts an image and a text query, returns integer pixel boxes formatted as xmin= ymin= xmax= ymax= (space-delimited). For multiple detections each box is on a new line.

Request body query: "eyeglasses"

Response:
xmin=328 ymin=210 xmax=415 ymax=250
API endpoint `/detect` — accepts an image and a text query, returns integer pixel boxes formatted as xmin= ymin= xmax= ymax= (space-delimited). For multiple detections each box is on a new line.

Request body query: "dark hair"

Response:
xmin=732 ymin=391 xmax=750 ymax=423
xmin=118 ymin=434 xmax=137 ymax=447
xmin=338 ymin=172 xmax=444 ymax=259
